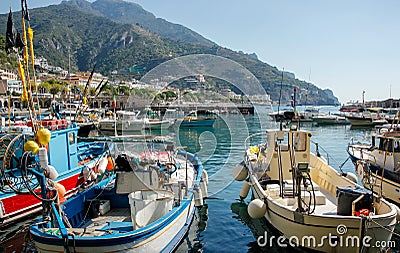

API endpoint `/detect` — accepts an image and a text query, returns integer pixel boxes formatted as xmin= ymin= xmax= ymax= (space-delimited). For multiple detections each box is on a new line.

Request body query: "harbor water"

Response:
xmin=1 ymin=105 xmax=399 ymax=252
xmin=171 ymin=105 xmax=400 ymax=252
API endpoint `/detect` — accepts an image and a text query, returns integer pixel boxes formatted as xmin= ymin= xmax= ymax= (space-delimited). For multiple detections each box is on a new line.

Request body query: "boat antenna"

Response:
xmin=278 ymin=68 xmax=284 ymax=130
xmin=304 ymin=68 xmax=311 ymax=109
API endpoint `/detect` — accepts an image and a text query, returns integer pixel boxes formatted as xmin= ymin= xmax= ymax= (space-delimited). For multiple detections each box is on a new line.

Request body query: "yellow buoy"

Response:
xmin=24 ymin=139 xmax=39 ymax=154
xmin=248 ymin=199 xmax=267 ymax=219
xmin=37 ymin=128 xmax=51 ymax=146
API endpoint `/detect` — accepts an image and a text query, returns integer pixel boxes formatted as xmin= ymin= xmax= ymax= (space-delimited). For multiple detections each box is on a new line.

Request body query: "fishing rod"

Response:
xmin=75 ymin=64 xmax=97 ymax=121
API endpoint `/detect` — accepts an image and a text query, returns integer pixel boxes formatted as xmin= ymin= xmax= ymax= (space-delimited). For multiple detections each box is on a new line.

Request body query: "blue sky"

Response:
xmin=1 ymin=0 xmax=399 ymax=104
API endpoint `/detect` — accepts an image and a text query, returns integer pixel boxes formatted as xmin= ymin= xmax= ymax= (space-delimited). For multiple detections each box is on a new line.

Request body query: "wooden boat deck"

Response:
xmin=266 ymin=182 xmax=339 ymax=216
xmin=83 ymin=208 xmax=132 ymax=230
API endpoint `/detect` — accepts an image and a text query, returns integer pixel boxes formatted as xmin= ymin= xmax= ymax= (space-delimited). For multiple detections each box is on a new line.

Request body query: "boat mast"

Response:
xmin=278 ymin=68 xmax=284 ymax=130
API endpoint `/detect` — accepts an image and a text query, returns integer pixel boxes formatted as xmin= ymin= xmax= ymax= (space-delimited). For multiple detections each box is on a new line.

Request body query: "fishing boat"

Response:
xmin=179 ymin=110 xmax=216 ymax=127
xmin=268 ymin=110 xmax=295 ymax=122
xmin=98 ymin=110 xmax=143 ymax=135
xmin=233 ymin=126 xmax=399 ymax=252
xmin=0 ymin=123 xmax=113 ymax=227
xmin=29 ymin=137 xmax=208 ymax=252
xmin=142 ymin=117 xmax=173 ymax=130
xmin=347 ymin=122 xmax=400 ymax=205
xmin=345 ymin=109 xmax=388 ymax=127
xmin=312 ymin=113 xmax=349 ymax=125
xmin=0 ymin=1 xmax=114 ymax=228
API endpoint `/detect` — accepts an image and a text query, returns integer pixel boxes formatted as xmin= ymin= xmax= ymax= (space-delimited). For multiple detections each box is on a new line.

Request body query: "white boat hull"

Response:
xmin=34 ymin=200 xmax=195 ymax=253
xmin=99 ymin=120 xmax=143 ymax=133
xmin=243 ymin=129 xmax=398 ymax=253
xmin=251 ymin=176 xmax=396 ymax=252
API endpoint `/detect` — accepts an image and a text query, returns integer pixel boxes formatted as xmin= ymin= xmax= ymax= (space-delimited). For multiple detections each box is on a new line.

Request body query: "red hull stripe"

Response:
xmin=1 ymin=174 xmax=80 ymax=215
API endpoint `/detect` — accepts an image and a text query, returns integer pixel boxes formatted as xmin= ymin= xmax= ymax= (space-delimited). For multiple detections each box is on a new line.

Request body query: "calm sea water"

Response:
xmin=170 ymin=105 xmax=400 ymax=253
xmin=1 ymin=105 xmax=399 ymax=252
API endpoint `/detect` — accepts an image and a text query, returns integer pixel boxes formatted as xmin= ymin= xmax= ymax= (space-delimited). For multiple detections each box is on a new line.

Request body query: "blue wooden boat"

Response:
xmin=0 ymin=123 xmax=114 ymax=227
xmin=29 ymin=137 xmax=208 ymax=252
xmin=179 ymin=110 xmax=216 ymax=127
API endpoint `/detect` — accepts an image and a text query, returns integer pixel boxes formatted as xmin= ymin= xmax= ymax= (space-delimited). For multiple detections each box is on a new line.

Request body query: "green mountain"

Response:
xmin=63 ymin=0 xmax=215 ymax=47
xmin=0 ymin=1 xmax=339 ymax=105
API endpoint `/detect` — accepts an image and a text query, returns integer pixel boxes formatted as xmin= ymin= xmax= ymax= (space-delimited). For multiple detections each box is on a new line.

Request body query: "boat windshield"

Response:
xmin=114 ymin=136 xmax=174 ymax=159
xmin=244 ymin=132 xmax=275 ymax=179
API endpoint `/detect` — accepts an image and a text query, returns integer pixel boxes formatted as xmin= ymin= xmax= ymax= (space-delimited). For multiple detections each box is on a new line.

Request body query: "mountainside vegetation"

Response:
xmin=0 ymin=0 xmax=339 ymax=105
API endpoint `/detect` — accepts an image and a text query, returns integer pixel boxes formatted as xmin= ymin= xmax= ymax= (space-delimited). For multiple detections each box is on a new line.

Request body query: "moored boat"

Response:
xmin=347 ymin=122 xmax=400 ymax=205
xmin=98 ymin=110 xmax=143 ymax=135
xmin=179 ymin=110 xmax=216 ymax=127
xmin=312 ymin=113 xmax=349 ymax=125
xmin=233 ymin=126 xmax=399 ymax=252
xmin=0 ymin=123 xmax=113 ymax=227
xmin=0 ymin=0 xmax=114 ymax=230
xmin=346 ymin=115 xmax=387 ymax=127
xmin=346 ymin=109 xmax=388 ymax=127
xmin=268 ymin=110 xmax=294 ymax=122
xmin=29 ymin=137 xmax=208 ymax=252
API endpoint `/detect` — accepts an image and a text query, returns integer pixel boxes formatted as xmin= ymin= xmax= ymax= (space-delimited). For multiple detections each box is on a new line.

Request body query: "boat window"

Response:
xmin=379 ymin=138 xmax=393 ymax=152
xmin=275 ymin=132 xmax=289 ymax=151
xmin=69 ymin=132 xmax=76 ymax=145
xmin=394 ymin=141 xmax=400 ymax=152
xmin=294 ymin=132 xmax=307 ymax=151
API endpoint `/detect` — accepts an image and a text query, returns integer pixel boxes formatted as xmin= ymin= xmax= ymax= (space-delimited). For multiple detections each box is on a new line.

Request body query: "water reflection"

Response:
xmin=231 ymin=201 xmax=307 ymax=253
xmin=176 ymin=204 xmax=209 ymax=253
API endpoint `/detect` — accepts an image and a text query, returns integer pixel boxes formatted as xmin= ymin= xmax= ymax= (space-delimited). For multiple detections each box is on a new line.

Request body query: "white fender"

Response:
xmin=38 ymin=147 xmax=48 ymax=168
xmin=248 ymin=199 xmax=266 ymax=219
xmin=201 ymin=170 xmax=209 ymax=185
xmin=194 ymin=185 xmax=203 ymax=207
xmin=232 ymin=161 xmax=248 ymax=181
xmin=97 ymin=157 xmax=108 ymax=175
xmin=200 ymin=180 xmax=208 ymax=198
xmin=46 ymin=165 xmax=59 ymax=180
xmin=240 ymin=181 xmax=251 ymax=200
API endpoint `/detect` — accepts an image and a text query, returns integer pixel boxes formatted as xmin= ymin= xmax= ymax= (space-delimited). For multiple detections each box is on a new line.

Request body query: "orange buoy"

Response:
xmin=106 ymin=156 xmax=115 ymax=171
xmin=54 ymin=182 xmax=66 ymax=203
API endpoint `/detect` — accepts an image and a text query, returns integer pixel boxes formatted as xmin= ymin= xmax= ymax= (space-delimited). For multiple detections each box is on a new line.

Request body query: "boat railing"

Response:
xmin=311 ymin=140 xmax=346 ymax=171
xmin=244 ymin=132 xmax=269 ymax=150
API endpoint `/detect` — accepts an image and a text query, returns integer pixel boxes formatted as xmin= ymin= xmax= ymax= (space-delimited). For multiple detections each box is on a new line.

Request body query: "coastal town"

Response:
xmin=0 ymin=0 xmax=399 ymax=252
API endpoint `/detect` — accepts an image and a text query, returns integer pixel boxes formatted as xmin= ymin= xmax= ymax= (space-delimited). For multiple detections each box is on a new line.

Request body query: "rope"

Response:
xmin=365 ymin=215 xmax=400 ymax=238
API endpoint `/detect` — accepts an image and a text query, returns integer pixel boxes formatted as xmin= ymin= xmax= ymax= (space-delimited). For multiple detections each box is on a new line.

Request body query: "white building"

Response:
xmin=0 ymin=68 xmax=18 ymax=81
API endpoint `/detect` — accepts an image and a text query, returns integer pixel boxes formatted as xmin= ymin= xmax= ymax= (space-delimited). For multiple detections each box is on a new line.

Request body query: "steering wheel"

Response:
xmin=160 ymin=162 xmax=178 ymax=174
